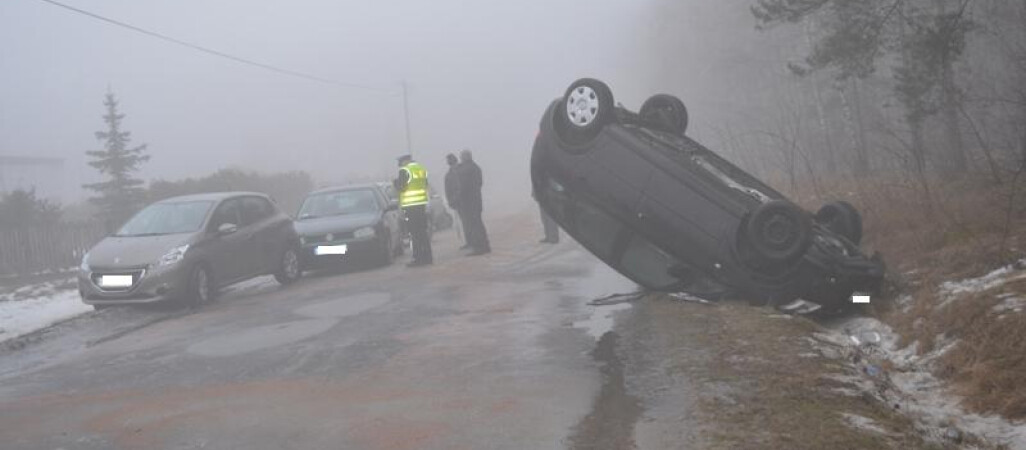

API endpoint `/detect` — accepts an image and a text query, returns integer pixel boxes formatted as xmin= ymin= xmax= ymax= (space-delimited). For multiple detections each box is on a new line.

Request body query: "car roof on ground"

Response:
xmin=155 ymin=192 xmax=268 ymax=203
xmin=308 ymin=184 xmax=384 ymax=195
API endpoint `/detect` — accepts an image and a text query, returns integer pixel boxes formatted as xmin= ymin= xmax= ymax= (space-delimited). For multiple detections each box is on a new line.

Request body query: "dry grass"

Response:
xmin=787 ymin=172 xmax=1026 ymax=420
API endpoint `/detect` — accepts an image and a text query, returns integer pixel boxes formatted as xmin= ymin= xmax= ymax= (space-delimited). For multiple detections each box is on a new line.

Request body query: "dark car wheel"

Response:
xmin=274 ymin=246 xmax=302 ymax=285
xmin=186 ymin=265 xmax=214 ymax=308
xmin=744 ymin=200 xmax=813 ymax=264
xmin=554 ymin=78 xmax=615 ymax=146
xmin=640 ymin=94 xmax=689 ymax=135
xmin=815 ymin=201 xmax=863 ymax=245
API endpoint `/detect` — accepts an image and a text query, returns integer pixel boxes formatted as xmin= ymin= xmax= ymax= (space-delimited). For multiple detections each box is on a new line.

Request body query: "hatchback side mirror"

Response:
xmin=386 ymin=202 xmax=399 ymax=212
xmin=217 ymin=223 xmax=238 ymax=235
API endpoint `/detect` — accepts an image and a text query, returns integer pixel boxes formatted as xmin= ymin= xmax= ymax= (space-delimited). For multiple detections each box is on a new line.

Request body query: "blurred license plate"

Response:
xmin=99 ymin=275 xmax=133 ymax=287
xmin=315 ymin=245 xmax=347 ymax=256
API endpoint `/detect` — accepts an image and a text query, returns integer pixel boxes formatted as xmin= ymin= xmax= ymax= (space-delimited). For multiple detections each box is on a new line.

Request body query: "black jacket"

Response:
xmin=456 ymin=161 xmax=483 ymax=213
xmin=444 ymin=166 xmax=461 ymax=210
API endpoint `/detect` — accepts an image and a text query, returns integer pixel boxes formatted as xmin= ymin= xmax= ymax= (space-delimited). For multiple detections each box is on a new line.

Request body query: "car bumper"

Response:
xmin=78 ymin=263 xmax=189 ymax=305
xmin=299 ymin=236 xmax=382 ymax=267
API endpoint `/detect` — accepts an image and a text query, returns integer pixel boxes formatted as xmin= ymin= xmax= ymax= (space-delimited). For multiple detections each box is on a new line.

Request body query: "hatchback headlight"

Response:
xmin=159 ymin=244 xmax=190 ymax=266
xmin=353 ymin=227 xmax=375 ymax=239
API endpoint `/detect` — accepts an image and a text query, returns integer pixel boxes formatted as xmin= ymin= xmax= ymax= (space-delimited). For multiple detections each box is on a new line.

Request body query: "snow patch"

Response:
xmin=822 ymin=316 xmax=1026 ymax=448
xmin=573 ymin=303 xmax=631 ymax=340
xmin=0 ymin=289 xmax=91 ymax=343
xmin=938 ymin=259 xmax=1026 ymax=307
xmin=841 ymin=413 xmax=891 ymax=436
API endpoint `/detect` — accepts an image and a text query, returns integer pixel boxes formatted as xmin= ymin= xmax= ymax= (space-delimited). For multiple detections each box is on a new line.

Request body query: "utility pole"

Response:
xmin=402 ymin=80 xmax=413 ymax=157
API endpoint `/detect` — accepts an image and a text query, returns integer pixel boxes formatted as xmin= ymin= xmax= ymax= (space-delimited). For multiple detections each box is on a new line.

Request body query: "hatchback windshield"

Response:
xmin=115 ymin=201 xmax=214 ymax=237
xmin=298 ymin=189 xmax=379 ymax=220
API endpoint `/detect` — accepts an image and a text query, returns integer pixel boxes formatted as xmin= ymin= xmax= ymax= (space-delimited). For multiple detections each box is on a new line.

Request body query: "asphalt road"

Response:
xmin=0 ymin=218 xmax=665 ymax=450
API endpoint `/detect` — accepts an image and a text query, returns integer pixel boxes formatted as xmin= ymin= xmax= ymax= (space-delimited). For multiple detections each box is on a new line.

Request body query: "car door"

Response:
xmin=582 ymin=131 xmax=653 ymax=222
xmin=241 ymin=196 xmax=281 ymax=275
xmin=205 ymin=198 xmax=250 ymax=284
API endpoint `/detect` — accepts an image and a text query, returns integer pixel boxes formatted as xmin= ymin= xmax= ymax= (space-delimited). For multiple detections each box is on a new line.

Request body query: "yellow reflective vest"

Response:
xmin=399 ymin=162 xmax=429 ymax=207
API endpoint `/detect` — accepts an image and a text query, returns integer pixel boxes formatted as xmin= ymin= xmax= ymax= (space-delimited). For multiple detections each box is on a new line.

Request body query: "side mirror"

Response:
xmin=217 ymin=223 xmax=238 ymax=235
xmin=386 ymin=202 xmax=399 ymax=212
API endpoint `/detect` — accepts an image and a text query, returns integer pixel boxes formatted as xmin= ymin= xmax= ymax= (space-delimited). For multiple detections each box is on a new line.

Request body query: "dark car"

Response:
xmin=78 ymin=192 xmax=302 ymax=309
xmin=530 ymin=78 xmax=884 ymax=308
xmin=295 ymin=184 xmax=404 ymax=270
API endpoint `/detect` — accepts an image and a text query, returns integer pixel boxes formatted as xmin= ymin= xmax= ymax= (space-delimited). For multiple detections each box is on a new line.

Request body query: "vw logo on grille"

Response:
xmin=326 ymin=233 xmax=334 ymax=242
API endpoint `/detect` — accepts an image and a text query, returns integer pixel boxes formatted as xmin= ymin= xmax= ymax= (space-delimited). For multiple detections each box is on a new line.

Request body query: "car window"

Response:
xmin=115 ymin=201 xmax=214 ymax=237
xmin=619 ymin=236 xmax=683 ymax=290
xmin=241 ymin=196 xmax=274 ymax=226
xmin=297 ymin=189 xmax=381 ymax=220
xmin=209 ymin=198 xmax=242 ymax=230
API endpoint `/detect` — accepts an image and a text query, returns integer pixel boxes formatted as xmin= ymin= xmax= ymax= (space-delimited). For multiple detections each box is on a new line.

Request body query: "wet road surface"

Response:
xmin=0 ymin=220 xmax=659 ymax=450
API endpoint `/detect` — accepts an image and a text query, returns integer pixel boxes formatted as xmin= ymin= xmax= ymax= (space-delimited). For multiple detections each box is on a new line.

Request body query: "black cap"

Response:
xmin=397 ymin=154 xmax=412 ymax=162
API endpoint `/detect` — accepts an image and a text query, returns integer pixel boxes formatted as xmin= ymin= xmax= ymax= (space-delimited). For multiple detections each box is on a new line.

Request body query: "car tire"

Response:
xmin=554 ymin=78 xmax=615 ymax=146
xmin=186 ymin=264 xmax=214 ymax=308
xmin=640 ymin=94 xmax=689 ymax=135
xmin=274 ymin=246 xmax=302 ymax=286
xmin=815 ymin=201 xmax=863 ymax=245
xmin=744 ymin=200 xmax=813 ymax=264
xmin=92 ymin=304 xmax=110 ymax=311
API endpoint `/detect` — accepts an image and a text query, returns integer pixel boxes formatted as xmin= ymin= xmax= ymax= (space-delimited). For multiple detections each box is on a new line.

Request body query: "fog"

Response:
xmin=4 ymin=0 xmax=721 ymax=209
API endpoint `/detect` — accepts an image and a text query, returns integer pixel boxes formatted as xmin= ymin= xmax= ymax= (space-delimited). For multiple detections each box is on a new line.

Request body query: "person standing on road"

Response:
xmin=457 ymin=149 xmax=490 ymax=256
xmin=394 ymin=154 xmax=433 ymax=267
xmin=443 ymin=153 xmax=467 ymax=249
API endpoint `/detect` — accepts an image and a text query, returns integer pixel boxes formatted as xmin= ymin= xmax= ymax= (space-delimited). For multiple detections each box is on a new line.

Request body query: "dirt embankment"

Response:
xmin=790 ymin=175 xmax=1026 ymax=424
xmin=603 ymin=296 xmax=945 ymax=450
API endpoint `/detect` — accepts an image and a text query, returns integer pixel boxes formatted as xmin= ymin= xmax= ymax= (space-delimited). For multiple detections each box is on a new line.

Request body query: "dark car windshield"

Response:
xmin=298 ymin=189 xmax=379 ymax=220
xmin=115 ymin=201 xmax=214 ymax=237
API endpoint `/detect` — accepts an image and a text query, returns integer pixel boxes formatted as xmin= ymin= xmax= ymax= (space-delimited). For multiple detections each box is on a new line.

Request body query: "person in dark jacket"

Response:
xmin=457 ymin=149 xmax=490 ymax=255
xmin=443 ymin=153 xmax=466 ymax=248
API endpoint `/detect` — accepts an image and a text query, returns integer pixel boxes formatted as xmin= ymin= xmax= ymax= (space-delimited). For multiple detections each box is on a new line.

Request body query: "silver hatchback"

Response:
xmin=78 ymin=192 xmax=302 ymax=309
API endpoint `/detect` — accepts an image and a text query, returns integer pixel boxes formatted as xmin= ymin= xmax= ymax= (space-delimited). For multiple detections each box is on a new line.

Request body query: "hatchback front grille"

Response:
xmin=90 ymin=268 xmax=146 ymax=292
xmin=306 ymin=232 xmax=355 ymax=244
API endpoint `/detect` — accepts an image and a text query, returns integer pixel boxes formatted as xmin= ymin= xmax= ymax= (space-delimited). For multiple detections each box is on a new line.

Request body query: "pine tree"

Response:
xmin=83 ymin=91 xmax=150 ymax=229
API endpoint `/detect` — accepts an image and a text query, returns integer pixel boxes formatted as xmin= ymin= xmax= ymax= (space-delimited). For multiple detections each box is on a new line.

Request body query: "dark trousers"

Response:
xmin=404 ymin=205 xmax=433 ymax=263
xmin=461 ymin=208 xmax=490 ymax=252
xmin=540 ymin=207 xmax=559 ymax=242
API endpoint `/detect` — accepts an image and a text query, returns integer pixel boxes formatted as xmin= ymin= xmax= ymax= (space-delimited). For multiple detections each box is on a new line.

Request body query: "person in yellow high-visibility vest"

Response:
xmin=394 ymin=154 xmax=433 ymax=267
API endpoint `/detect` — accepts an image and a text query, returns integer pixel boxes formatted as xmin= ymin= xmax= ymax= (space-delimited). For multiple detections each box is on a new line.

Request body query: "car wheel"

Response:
xmin=93 ymin=304 xmax=110 ymax=311
xmin=815 ymin=201 xmax=863 ymax=245
xmin=554 ymin=78 xmax=614 ymax=146
xmin=186 ymin=265 xmax=214 ymax=308
xmin=744 ymin=200 xmax=812 ymax=264
xmin=274 ymin=246 xmax=302 ymax=285
xmin=640 ymin=94 xmax=689 ymax=135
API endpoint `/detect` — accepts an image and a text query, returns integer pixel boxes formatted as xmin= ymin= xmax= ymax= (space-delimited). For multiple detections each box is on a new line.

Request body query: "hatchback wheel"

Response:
xmin=555 ymin=78 xmax=614 ymax=146
xmin=186 ymin=265 xmax=214 ymax=308
xmin=640 ymin=94 xmax=689 ymax=136
xmin=274 ymin=246 xmax=301 ymax=285
xmin=815 ymin=201 xmax=863 ymax=245
xmin=744 ymin=200 xmax=812 ymax=264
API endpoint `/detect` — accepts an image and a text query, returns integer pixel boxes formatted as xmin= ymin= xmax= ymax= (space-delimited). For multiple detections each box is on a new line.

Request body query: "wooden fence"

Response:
xmin=0 ymin=222 xmax=108 ymax=276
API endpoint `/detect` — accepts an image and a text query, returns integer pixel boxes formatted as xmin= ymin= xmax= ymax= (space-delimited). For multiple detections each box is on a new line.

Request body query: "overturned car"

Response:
xmin=530 ymin=78 xmax=884 ymax=308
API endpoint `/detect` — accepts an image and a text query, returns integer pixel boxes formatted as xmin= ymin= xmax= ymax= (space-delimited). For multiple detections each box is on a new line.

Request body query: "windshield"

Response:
xmin=115 ymin=201 xmax=214 ymax=237
xmin=298 ymin=189 xmax=379 ymax=219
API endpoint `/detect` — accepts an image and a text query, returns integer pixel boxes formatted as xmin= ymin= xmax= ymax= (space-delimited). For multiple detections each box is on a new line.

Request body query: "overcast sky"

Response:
xmin=1 ymin=0 xmax=784 ymax=209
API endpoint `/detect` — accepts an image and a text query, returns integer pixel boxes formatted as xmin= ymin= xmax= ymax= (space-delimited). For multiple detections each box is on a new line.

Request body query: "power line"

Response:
xmin=35 ymin=0 xmax=395 ymax=94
